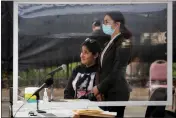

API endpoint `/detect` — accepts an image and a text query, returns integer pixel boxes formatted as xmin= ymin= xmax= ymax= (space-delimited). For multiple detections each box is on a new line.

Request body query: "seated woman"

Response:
xmin=64 ymin=38 xmax=101 ymax=99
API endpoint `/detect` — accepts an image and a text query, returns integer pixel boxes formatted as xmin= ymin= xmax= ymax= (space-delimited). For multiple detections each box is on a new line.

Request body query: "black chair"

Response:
xmin=145 ymin=87 xmax=176 ymax=118
xmin=145 ymin=88 xmax=167 ymax=118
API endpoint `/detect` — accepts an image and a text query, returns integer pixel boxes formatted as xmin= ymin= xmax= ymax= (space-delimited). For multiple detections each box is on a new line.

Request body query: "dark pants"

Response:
xmin=100 ymin=106 xmax=126 ymax=118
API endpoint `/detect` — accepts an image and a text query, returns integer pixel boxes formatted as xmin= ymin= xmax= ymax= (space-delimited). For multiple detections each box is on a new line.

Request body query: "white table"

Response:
xmin=12 ymin=100 xmax=116 ymax=117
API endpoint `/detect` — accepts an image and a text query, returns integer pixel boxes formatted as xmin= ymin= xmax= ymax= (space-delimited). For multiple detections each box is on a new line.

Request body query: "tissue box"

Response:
xmin=25 ymin=87 xmax=39 ymax=103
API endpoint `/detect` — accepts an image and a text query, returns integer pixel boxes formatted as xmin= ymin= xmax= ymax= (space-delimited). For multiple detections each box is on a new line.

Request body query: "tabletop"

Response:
xmin=12 ymin=100 xmax=116 ymax=118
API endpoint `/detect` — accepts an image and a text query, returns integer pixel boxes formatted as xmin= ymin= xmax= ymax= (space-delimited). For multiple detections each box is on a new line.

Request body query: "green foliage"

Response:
xmin=14 ymin=62 xmax=176 ymax=87
xmin=173 ymin=63 xmax=176 ymax=79
xmin=18 ymin=62 xmax=81 ymax=87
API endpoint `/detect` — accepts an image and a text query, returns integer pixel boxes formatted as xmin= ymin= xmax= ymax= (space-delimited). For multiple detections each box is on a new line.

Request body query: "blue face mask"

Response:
xmin=102 ymin=24 xmax=115 ymax=35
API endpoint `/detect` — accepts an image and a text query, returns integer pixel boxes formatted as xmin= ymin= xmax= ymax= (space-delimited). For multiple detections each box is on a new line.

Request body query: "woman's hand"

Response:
xmin=96 ymin=94 xmax=103 ymax=101
xmin=92 ymin=86 xmax=99 ymax=97
xmin=93 ymin=86 xmax=104 ymax=101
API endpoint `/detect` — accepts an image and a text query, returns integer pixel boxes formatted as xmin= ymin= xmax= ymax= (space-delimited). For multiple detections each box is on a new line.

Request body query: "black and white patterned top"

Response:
xmin=64 ymin=64 xmax=98 ymax=99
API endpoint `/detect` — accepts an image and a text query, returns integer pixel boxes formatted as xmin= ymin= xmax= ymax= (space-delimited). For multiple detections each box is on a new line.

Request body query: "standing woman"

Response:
xmin=93 ymin=11 xmax=132 ymax=118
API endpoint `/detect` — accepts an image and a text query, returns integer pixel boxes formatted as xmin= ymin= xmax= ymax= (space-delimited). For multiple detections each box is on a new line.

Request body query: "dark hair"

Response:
xmin=92 ymin=19 xmax=101 ymax=27
xmin=81 ymin=38 xmax=101 ymax=65
xmin=105 ymin=11 xmax=132 ymax=39
xmin=81 ymin=38 xmax=101 ymax=55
